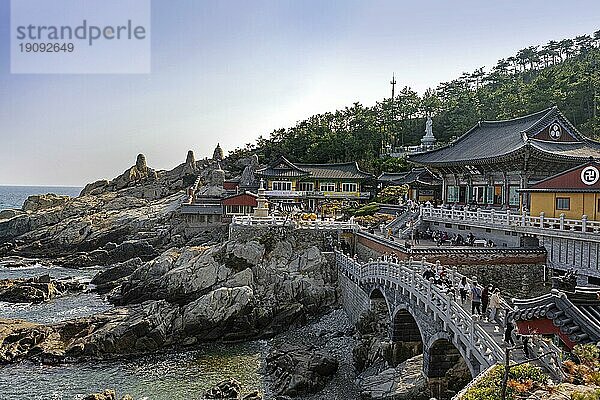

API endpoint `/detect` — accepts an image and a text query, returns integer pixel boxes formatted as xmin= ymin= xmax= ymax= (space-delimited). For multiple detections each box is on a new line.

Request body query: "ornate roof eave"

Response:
xmin=410 ymin=147 xmax=529 ymax=168
xmin=528 ymin=144 xmax=598 ymax=163
xmin=255 ymin=170 xmax=310 ymax=178
xmin=255 ymin=155 xmax=311 ymax=176
xmin=521 ymin=106 xmax=559 ymax=136
xmin=511 ymin=290 xmax=600 ymax=346
xmin=519 ymin=188 xmax=599 ymax=193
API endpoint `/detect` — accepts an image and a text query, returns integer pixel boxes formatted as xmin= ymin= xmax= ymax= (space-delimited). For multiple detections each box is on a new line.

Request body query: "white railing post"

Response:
xmin=559 ymin=213 xmax=565 ymax=230
xmin=521 ymin=210 xmax=526 ymax=226
xmin=451 ymin=205 xmax=455 ymax=220
xmin=540 ymin=212 xmax=545 ymax=229
xmin=426 ymin=279 xmax=432 ymax=311
xmin=582 ymin=215 xmax=588 ymax=232
xmin=490 ymin=209 xmax=495 ymax=224
xmin=506 ymin=209 xmax=511 ymax=225
xmin=476 ymin=208 xmax=481 ymax=222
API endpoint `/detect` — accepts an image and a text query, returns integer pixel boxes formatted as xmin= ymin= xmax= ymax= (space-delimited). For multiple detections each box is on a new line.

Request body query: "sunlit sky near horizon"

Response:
xmin=1 ymin=0 xmax=600 ymax=186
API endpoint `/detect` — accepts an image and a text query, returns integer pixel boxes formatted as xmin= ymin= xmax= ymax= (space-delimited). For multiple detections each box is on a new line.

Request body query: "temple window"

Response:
xmin=472 ymin=186 xmax=485 ymax=203
xmin=509 ymin=186 xmax=520 ymax=206
xmin=272 ymin=181 xmax=292 ymax=191
xmin=447 ymin=185 xmax=459 ymax=202
xmin=342 ymin=182 xmax=357 ymax=192
xmin=556 ymin=197 xmax=571 ymax=210
xmin=485 ymin=186 xmax=494 ymax=204
xmin=320 ymin=182 xmax=336 ymax=192
xmin=298 ymin=182 xmax=314 ymax=192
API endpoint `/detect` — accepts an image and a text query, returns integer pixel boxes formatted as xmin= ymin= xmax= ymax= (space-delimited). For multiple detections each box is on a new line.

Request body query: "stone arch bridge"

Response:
xmin=336 ymin=251 xmax=561 ymax=380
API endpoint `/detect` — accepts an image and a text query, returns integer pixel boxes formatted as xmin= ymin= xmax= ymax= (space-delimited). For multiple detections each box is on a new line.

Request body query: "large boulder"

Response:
xmin=22 ymin=194 xmax=70 ymax=213
xmin=357 ymin=354 xmax=429 ymax=400
xmin=182 ymin=286 xmax=255 ymax=340
xmin=266 ymin=343 xmax=338 ymax=396
xmin=91 ymin=258 xmax=143 ymax=294
xmin=0 ymin=274 xmax=86 ymax=303
xmin=82 ymin=389 xmax=133 ymax=400
xmin=0 ymin=209 xmax=25 ymax=221
xmin=203 ymin=378 xmax=241 ymax=399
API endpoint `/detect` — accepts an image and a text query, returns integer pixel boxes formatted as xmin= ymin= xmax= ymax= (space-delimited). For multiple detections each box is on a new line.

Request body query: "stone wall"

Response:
xmin=355 ymin=233 xmax=546 ymax=265
xmin=337 ymin=270 xmax=370 ymax=325
xmin=541 ymin=235 xmax=600 ymax=285
xmin=228 ymin=225 xmax=346 ymax=252
xmin=354 ymin=233 xmax=548 ymax=299
xmin=453 ymin=263 xmax=548 ymax=298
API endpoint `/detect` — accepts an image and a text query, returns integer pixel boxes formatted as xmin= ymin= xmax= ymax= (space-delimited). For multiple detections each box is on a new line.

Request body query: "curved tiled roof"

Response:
xmin=378 ymin=172 xmax=409 ymax=182
xmin=256 ymin=156 xmax=310 ymax=178
xmin=256 ymin=156 xmax=373 ymax=180
xmin=510 ymin=288 xmax=600 ymax=347
xmin=530 ymin=140 xmax=600 ymax=160
xmin=409 ymin=107 xmax=600 ymax=166
xmin=379 ymin=168 xmax=441 ymax=186
xmin=295 ymin=162 xmax=373 ymax=180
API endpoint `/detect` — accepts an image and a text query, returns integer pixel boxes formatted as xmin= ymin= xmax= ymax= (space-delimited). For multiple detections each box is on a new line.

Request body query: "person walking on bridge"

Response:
xmin=471 ymin=278 xmax=482 ymax=316
xmin=481 ymin=284 xmax=492 ymax=319
xmin=458 ymin=277 xmax=470 ymax=305
xmin=488 ymin=288 xmax=501 ymax=323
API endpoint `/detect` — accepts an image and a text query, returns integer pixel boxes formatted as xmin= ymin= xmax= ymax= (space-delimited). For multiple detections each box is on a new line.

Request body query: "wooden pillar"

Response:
xmin=503 ymin=172 xmax=510 ymax=209
xmin=441 ymin=174 xmax=448 ymax=204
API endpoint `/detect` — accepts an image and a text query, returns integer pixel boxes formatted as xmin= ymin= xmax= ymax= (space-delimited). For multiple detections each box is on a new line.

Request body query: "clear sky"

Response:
xmin=1 ymin=0 xmax=599 ymax=186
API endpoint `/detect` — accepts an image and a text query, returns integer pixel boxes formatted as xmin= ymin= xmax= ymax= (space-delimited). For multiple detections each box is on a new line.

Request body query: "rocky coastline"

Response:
xmin=0 ymin=151 xmax=466 ymax=399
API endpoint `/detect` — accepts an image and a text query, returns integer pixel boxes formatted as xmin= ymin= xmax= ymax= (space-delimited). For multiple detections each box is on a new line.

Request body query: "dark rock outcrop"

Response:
xmin=202 ymin=379 xmax=263 ymax=400
xmin=203 ymin=378 xmax=242 ymax=399
xmin=22 ymin=194 xmax=70 ymax=213
xmin=266 ymin=342 xmax=338 ymax=396
xmin=91 ymin=257 xmax=143 ymax=294
xmin=0 ymin=151 xmax=221 ymax=260
xmin=0 ymin=230 xmax=338 ymax=363
xmin=356 ymin=354 xmax=429 ymax=400
xmin=0 ymin=274 xmax=86 ymax=303
xmin=82 ymin=389 xmax=133 ymax=400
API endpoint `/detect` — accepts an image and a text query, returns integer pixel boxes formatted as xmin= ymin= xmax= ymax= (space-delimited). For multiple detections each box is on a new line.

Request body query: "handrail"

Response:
xmin=421 ymin=205 xmax=600 ymax=235
xmin=231 ymin=216 xmax=360 ymax=230
xmin=335 ymin=250 xmax=563 ymax=378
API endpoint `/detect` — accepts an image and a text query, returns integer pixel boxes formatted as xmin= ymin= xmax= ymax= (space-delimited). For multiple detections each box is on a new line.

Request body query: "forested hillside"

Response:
xmin=229 ymin=30 xmax=600 ymax=174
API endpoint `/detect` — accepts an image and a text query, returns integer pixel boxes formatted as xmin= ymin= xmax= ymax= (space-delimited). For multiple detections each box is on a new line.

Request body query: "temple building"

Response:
xmin=378 ymin=168 xmax=442 ymax=203
xmin=409 ymin=106 xmax=600 ymax=209
xmin=221 ymin=192 xmax=258 ymax=220
xmin=255 ymin=156 xmax=374 ymax=211
xmin=520 ymin=160 xmax=600 ymax=221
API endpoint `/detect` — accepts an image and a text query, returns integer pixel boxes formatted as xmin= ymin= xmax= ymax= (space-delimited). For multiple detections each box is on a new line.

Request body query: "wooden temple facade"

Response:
xmin=409 ymin=106 xmax=600 ymax=210
xmin=255 ymin=156 xmax=374 ymax=211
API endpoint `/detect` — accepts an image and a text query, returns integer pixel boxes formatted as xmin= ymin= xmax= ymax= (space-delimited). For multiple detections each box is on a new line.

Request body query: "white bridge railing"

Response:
xmin=231 ymin=216 xmax=360 ymax=230
xmin=335 ymin=251 xmax=563 ymax=377
xmin=421 ymin=205 xmax=600 ymax=235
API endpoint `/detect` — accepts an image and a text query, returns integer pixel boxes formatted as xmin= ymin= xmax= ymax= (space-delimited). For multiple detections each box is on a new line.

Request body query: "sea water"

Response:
xmin=0 ymin=185 xmax=82 ymax=211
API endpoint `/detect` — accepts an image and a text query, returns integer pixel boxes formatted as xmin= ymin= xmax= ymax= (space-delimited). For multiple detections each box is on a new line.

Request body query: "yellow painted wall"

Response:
xmin=530 ymin=192 xmax=600 ymax=221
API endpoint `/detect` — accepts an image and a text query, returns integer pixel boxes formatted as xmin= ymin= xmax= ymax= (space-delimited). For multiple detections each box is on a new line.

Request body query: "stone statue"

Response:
xmin=213 ymin=144 xmax=224 ymax=161
xmin=421 ymin=116 xmax=436 ymax=149
xmin=195 ymin=163 xmax=226 ymax=197
xmin=210 ymin=163 xmax=225 ymax=187
xmin=136 ymin=154 xmax=148 ymax=172
xmin=240 ymin=154 xmax=259 ymax=189
xmin=425 ymin=116 xmax=433 ymax=137
xmin=186 ymin=150 xmax=195 ymax=165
